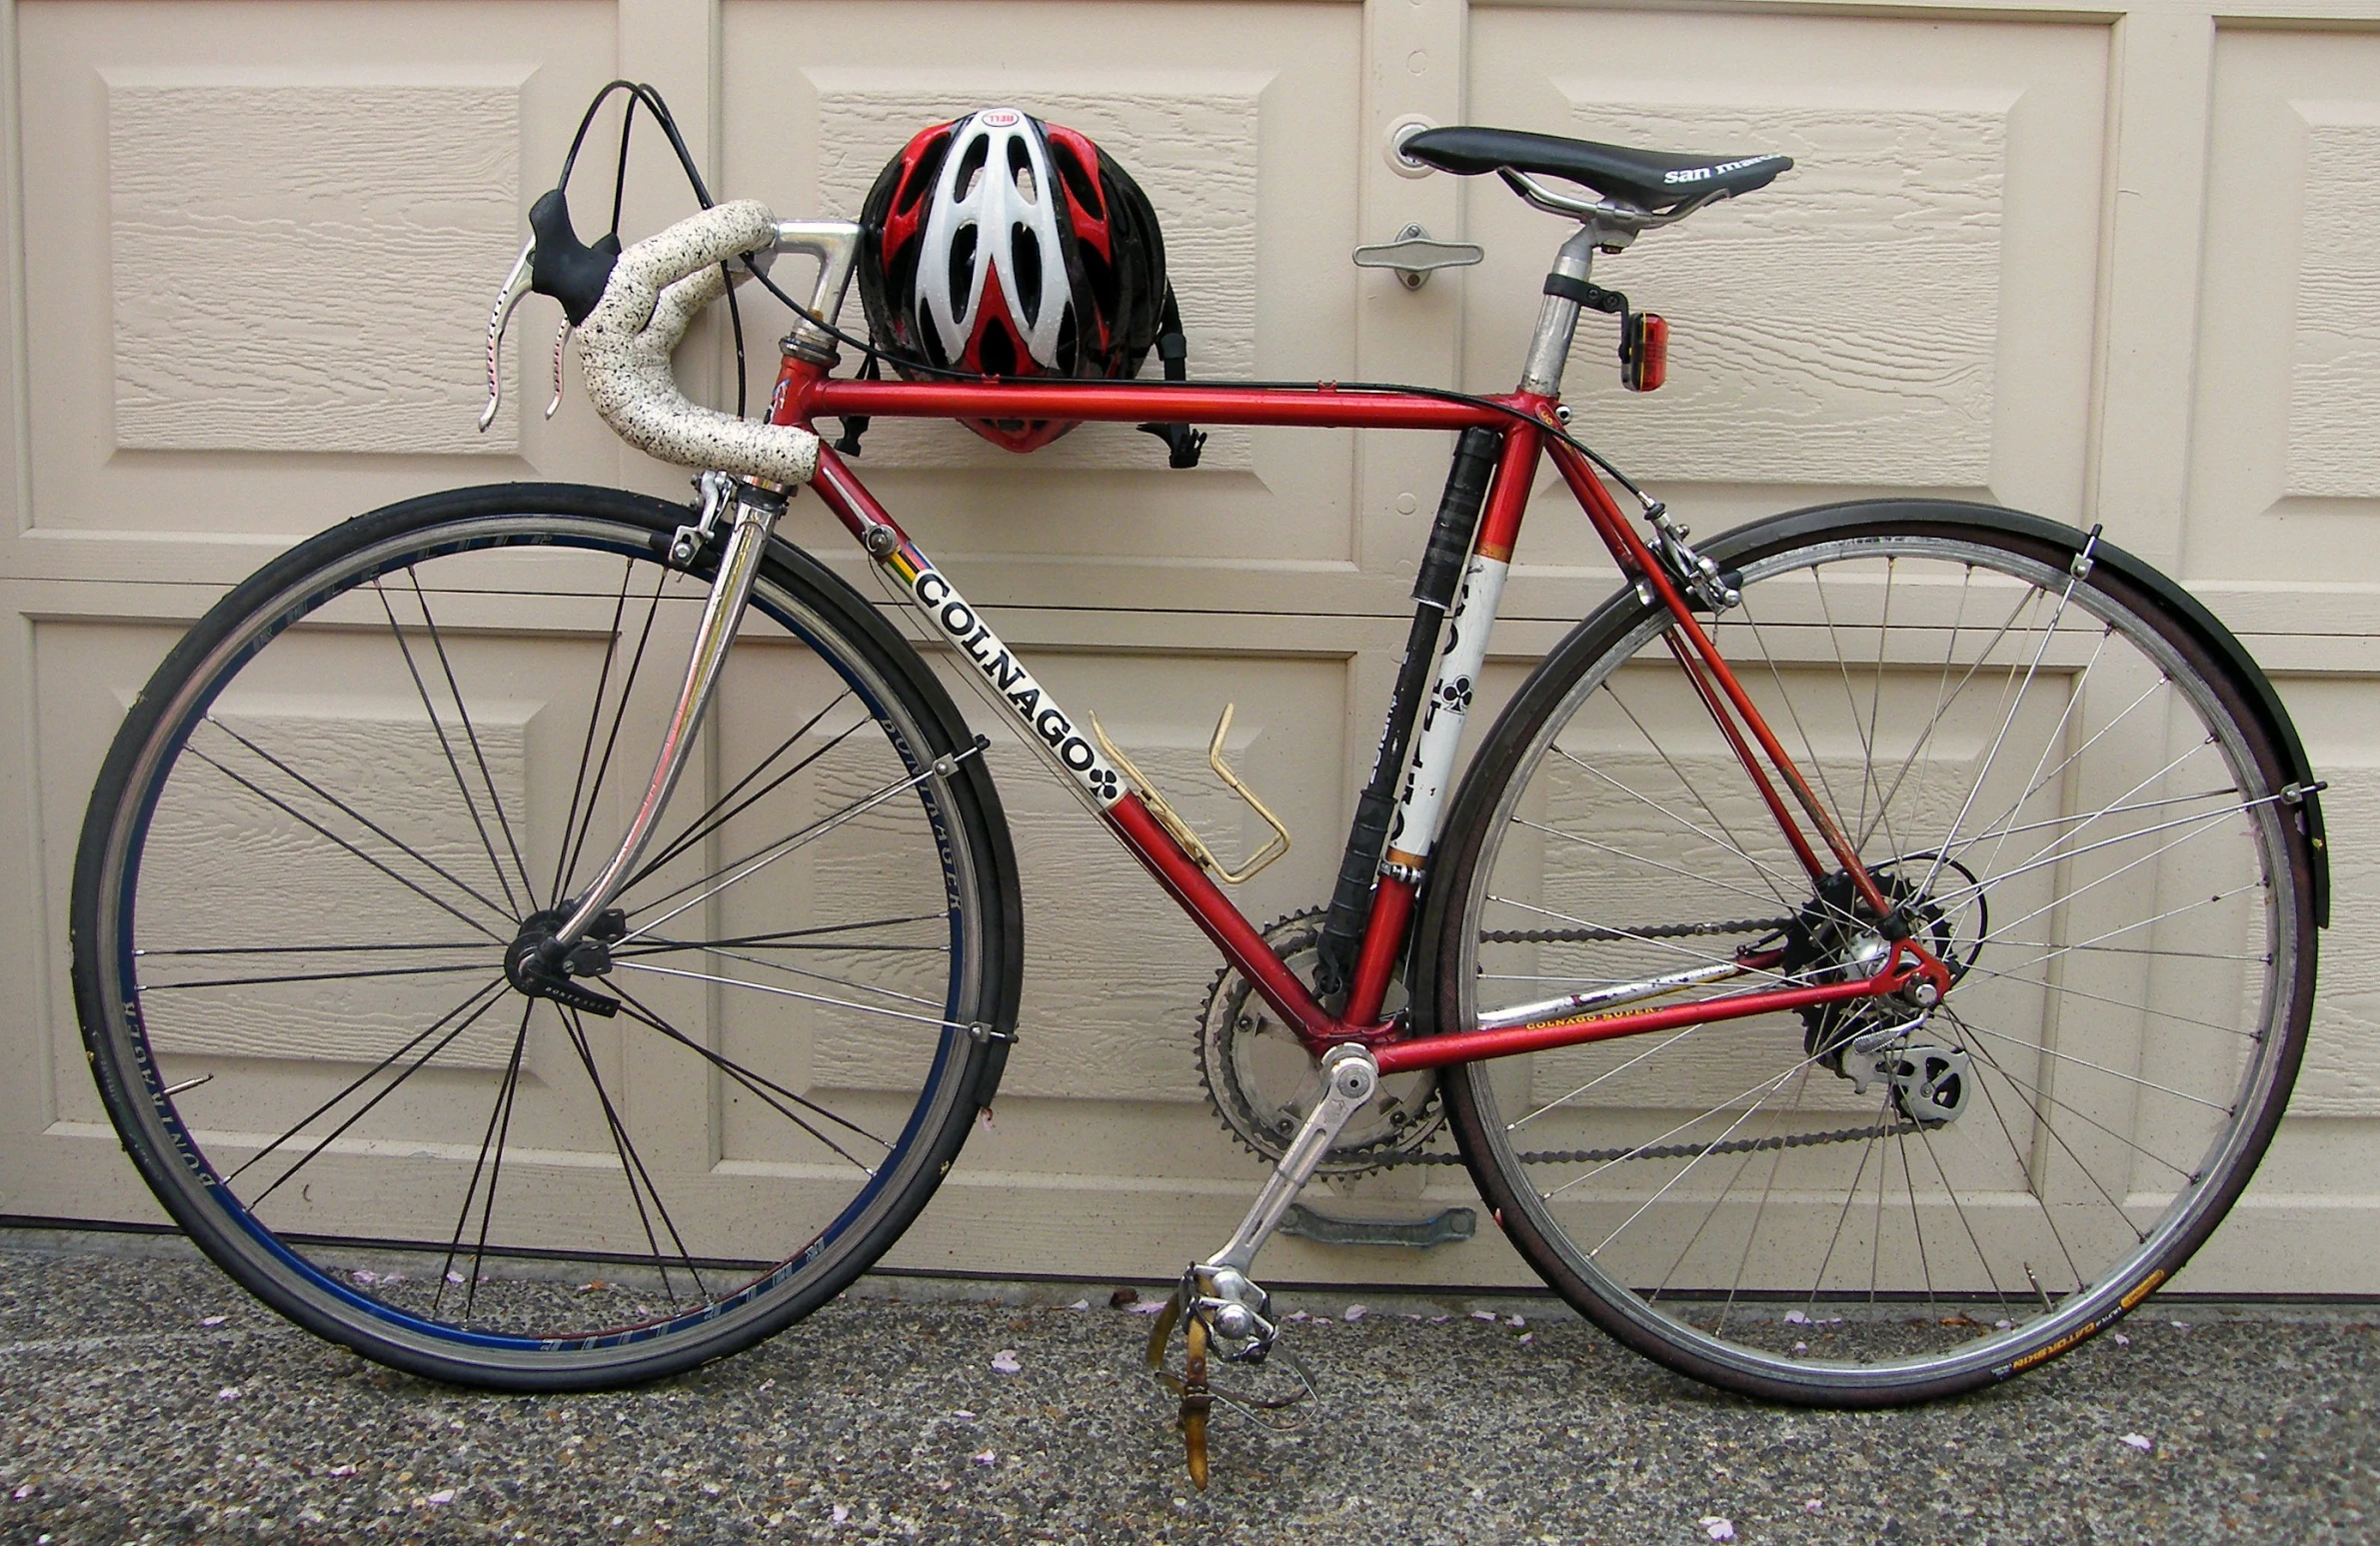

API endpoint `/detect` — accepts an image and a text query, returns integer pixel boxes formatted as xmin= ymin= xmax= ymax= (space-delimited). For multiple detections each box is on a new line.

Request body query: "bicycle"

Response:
xmin=68 ymin=94 xmax=2325 ymax=1487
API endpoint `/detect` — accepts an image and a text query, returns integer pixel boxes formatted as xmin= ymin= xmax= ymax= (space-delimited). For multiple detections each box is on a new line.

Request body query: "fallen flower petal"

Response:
xmin=426 ymin=1490 xmax=455 ymax=1506
xmin=1505 ymin=1314 xmax=1526 ymax=1328
xmin=1470 ymin=1310 xmax=1499 ymax=1322
xmin=990 ymin=1349 xmax=1022 ymax=1375
xmin=1699 ymin=1515 xmax=1736 ymax=1541
xmin=1518 ymin=1332 xmax=1534 ymax=1346
xmin=328 ymin=1465 xmax=358 ymax=1478
xmin=1783 ymin=1308 xmax=1809 ymax=1325
xmin=1067 ymin=1299 xmax=1090 ymax=1312
xmin=200 ymin=1315 xmax=226 ymax=1327
xmin=1126 ymin=1300 xmax=1167 ymax=1316
xmin=1804 ymin=1498 xmax=1824 ymax=1514
xmin=215 ymin=1387 xmax=241 ymax=1401
xmin=2121 ymin=1433 xmax=2153 ymax=1452
xmin=831 ymin=1504 xmax=849 ymax=1523
xmin=1343 ymin=1304 xmax=1367 ymax=1322
xmin=972 ymin=1451 xmax=997 ymax=1467
xmin=2112 ymin=1332 xmax=2130 ymax=1347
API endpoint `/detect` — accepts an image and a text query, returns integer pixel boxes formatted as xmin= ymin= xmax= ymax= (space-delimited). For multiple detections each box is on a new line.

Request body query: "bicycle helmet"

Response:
xmin=858 ymin=107 xmax=1172 ymax=452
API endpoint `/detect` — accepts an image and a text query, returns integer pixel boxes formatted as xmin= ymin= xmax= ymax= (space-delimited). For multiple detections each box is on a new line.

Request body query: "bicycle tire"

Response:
xmin=70 ymin=482 xmax=1023 ymax=1390
xmin=1416 ymin=500 xmax=2318 ymax=1404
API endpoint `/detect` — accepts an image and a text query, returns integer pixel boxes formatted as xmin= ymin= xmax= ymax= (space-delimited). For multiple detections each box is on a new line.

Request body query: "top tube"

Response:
xmin=797 ymin=376 xmax=1518 ymax=431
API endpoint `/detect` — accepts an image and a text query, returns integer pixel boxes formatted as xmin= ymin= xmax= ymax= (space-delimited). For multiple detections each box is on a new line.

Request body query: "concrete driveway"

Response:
xmin=1 ymin=1233 xmax=2373 ymax=1544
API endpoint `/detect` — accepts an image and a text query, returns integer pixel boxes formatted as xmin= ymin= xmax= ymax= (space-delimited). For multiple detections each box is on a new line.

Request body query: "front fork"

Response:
xmin=538 ymin=472 xmax=784 ymax=962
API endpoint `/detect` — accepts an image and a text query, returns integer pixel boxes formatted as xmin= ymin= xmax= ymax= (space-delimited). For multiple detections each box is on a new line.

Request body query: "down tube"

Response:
xmin=802 ymin=455 xmax=1339 ymax=1042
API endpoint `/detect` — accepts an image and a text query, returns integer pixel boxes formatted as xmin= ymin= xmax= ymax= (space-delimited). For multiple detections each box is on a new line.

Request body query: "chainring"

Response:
xmin=1194 ymin=908 xmax=1444 ymax=1174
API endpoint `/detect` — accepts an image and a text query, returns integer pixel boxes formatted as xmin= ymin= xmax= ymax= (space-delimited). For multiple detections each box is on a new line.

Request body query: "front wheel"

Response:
xmin=71 ymin=483 xmax=1022 ymax=1389
xmin=1419 ymin=502 xmax=2318 ymax=1404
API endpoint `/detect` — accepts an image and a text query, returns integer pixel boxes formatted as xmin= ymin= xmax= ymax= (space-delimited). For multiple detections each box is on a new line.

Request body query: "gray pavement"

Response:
xmin=1 ymin=1232 xmax=2374 ymax=1545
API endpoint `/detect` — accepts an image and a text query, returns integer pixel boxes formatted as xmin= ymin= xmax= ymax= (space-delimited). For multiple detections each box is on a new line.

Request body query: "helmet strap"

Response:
xmin=834 ymin=352 xmax=882 ymax=456
xmin=1136 ymin=286 xmax=1207 ymax=470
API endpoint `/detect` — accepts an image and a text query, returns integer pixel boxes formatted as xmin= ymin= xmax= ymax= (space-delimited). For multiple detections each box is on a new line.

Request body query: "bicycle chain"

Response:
xmin=1378 ymin=1117 xmax=1925 ymax=1168
xmin=1478 ymin=916 xmax=1791 ymax=945
xmin=1414 ymin=913 xmax=1875 ymax=1166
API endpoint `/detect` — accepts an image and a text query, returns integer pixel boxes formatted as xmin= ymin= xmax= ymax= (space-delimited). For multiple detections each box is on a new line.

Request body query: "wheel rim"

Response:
xmin=1452 ymin=529 xmax=2304 ymax=1390
xmin=90 ymin=511 xmax=988 ymax=1356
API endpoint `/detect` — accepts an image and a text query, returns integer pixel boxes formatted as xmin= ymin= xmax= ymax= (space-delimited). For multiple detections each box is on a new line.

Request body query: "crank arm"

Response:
xmin=1202 ymin=1044 xmax=1378 ymax=1276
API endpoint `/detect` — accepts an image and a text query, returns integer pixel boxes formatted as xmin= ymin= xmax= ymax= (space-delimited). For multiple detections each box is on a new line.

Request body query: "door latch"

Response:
xmin=1352 ymin=224 xmax=1483 ymax=291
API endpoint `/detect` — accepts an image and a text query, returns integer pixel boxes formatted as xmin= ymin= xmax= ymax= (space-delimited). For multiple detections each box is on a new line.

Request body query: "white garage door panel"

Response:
xmin=2188 ymin=27 xmax=2380 ymax=602
xmin=1468 ymin=8 xmax=2109 ymax=583
xmin=15 ymin=1 xmax=623 ymax=548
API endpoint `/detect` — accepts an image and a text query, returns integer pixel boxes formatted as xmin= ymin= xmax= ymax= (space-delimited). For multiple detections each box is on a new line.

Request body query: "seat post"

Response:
xmin=1519 ymin=224 xmax=1611 ymax=397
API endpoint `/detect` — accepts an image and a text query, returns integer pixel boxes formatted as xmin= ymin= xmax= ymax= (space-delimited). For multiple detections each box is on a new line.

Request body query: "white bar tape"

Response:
xmin=577 ymin=199 xmax=822 ymax=487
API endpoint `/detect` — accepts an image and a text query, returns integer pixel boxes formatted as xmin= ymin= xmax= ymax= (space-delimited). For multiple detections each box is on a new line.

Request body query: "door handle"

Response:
xmin=1351 ymin=224 xmax=1484 ymax=290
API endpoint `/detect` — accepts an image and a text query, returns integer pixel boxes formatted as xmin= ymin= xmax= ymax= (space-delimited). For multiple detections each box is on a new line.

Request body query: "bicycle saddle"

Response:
xmin=1401 ymin=126 xmax=1791 ymax=215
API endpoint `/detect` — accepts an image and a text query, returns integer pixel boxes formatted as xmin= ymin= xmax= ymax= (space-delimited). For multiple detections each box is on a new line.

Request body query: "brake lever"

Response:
xmin=480 ymin=236 xmax=536 ymax=433
xmin=548 ymin=319 xmax=572 ymax=420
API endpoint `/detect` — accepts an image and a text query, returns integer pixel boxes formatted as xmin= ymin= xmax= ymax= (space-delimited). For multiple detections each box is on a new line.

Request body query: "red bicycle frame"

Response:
xmin=774 ymin=361 xmax=1946 ymax=1077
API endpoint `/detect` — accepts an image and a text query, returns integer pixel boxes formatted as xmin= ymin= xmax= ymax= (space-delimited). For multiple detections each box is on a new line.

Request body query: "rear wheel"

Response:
xmin=1421 ymin=503 xmax=2318 ymax=1403
xmin=71 ymin=483 xmax=1021 ymax=1389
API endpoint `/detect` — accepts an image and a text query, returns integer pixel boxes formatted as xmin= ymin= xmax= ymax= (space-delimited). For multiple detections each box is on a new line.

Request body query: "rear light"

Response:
xmin=1622 ymin=313 xmax=1667 ymax=392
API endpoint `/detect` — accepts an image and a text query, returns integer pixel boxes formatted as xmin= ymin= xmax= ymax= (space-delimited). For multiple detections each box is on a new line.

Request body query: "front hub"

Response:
xmin=504 ymin=905 xmax=627 ymax=1016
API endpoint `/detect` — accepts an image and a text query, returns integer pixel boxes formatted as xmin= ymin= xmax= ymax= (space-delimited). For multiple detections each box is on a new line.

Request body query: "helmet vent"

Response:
xmin=1011 ymin=225 xmax=1043 ymax=325
xmin=1007 ymin=136 xmax=1039 ymax=203
xmin=952 ymin=133 xmax=991 ymax=201
xmin=1055 ymin=305 xmax=1079 ymax=374
xmin=1052 ymin=144 xmax=1103 ymax=218
xmin=979 ymin=321 xmax=1018 ymax=378
xmin=895 ymin=135 xmax=951 ymax=217
xmin=946 ymin=224 xmax=978 ymax=318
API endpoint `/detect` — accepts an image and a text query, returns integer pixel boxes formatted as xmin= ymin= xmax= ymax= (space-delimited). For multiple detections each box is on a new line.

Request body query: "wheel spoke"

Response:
xmin=232 ymin=976 xmax=511 ymax=1195
xmin=404 ymin=570 xmax=537 ymax=907
xmin=183 ymin=745 xmax=509 ymax=942
xmin=611 ymin=984 xmax=891 ymax=1168
xmin=622 ymin=695 xmax=862 ymax=892
xmin=88 ymin=504 xmax=999 ymax=1374
xmin=199 ymin=717 xmax=519 ymax=925
xmin=371 ymin=579 xmax=526 ymax=919
xmin=557 ymin=565 xmax=671 ymax=906
xmin=1449 ymin=523 xmax=2302 ymax=1392
xmin=448 ymin=1000 xmax=537 ymax=1322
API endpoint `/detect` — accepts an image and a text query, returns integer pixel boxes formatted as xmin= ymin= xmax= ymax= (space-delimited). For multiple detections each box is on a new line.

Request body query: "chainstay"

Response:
xmin=1380 ymin=1117 xmax=1926 ymax=1167
xmin=1479 ymin=916 xmax=1791 ymax=945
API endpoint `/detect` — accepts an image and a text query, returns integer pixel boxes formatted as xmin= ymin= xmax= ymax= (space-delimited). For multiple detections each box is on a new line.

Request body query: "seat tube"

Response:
xmin=1519 ymin=225 xmax=1602 ymax=396
xmin=1339 ymin=426 xmax=1543 ymax=1025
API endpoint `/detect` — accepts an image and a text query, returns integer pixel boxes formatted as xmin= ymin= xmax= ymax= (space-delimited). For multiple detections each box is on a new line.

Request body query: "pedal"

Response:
xmin=1144 ymin=1268 xmax=1316 ymax=1490
xmin=1181 ymin=1312 xmax=1211 ymax=1489
xmin=1089 ymin=705 xmax=1290 ymax=884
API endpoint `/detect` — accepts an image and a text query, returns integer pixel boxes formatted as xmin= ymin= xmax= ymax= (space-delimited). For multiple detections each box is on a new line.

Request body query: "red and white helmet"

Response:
xmin=858 ymin=107 xmax=1172 ymax=452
